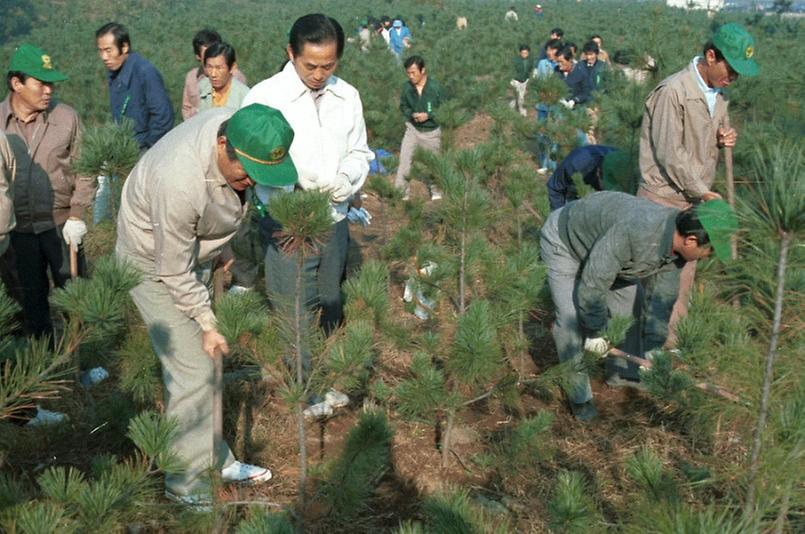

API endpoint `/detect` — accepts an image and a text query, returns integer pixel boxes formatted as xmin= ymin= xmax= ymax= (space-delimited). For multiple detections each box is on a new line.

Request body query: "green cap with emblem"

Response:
xmin=226 ymin=104 xmax=297 ymax=187
xmin=9 ymin=44 xmax=68 ymax=83
xmin=696 ymin=199 xmax=738 ymax=262
xmin=712 ymin=23 xmax=759 ymax=78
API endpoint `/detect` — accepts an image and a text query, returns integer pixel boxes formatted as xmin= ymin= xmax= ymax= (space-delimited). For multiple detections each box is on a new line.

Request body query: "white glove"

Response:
xmin=62 ymin=219 xmax=87 ymax=247
xmin=559 ymin=98 xmax=575 ymax=109
xmin=326 ymin=174 xmax=354 ymax=203
xmin=583 ymin=337 xmax=609 ymax=356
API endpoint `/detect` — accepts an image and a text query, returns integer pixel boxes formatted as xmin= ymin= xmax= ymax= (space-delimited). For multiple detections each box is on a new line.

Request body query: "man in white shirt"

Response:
xmin=242 ymin=14 xmax=373 ymax=344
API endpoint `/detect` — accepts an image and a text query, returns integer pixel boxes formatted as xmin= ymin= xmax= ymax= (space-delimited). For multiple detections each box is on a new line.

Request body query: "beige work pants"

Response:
xmin=637 ymin=187 xmax=695 ymax=348
xmin=509 ymin=79 xmax=529 ymax=117
xmin=130 ymin=275 xmax=236 ymax=497
xmin=394 ymin=123 xmax=442 ymax=195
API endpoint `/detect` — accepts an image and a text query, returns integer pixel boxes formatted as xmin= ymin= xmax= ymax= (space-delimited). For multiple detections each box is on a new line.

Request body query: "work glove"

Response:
xmin=347 ymin=207 xmax=372 ymax=226
xmin=62 ymin=219 xmax=87 ymax=247
xmin=326 ymin=174 xmax=354 ymax=203
xmin=583 ymin=337 xmax=609 ymax=357
xmin=559 ymin=98 xmax=575 ymax=109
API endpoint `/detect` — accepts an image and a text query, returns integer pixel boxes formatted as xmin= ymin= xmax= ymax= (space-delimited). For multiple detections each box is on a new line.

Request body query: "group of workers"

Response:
xmin=0 ymin=9 xmax=760 ymax=505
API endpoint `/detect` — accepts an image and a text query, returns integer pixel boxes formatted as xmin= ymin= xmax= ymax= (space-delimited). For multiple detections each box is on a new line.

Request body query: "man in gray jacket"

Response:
xmin=638 ymin=23 xmax=758 ymax=346
xmin=540 ymin=192 xmax=737 ymax=420
xmin=116 ymin=104 xmax=296 ymax=505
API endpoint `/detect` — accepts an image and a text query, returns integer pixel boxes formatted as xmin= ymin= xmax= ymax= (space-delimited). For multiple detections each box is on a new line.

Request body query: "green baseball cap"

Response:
xmin=696 ymin=199 xmax=738 ymax=262
xmin=226 ymin=104 xmax=297 ymax=187
xmin=9 ymin=44 xmax=68 ymax=83
xmin=712 ymin=23 xmax=759 ymax=77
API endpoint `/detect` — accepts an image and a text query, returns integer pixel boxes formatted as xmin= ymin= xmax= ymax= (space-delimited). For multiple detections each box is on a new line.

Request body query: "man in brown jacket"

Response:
xmin=638 ymin=23 xmax=758 ymax=346
xmin=1 ymin=44 xmax=95 ymax=338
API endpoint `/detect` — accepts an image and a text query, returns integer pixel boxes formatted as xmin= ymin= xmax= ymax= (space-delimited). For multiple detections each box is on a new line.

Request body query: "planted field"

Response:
xmin=0 ymin=0 xmax=802 ymax=532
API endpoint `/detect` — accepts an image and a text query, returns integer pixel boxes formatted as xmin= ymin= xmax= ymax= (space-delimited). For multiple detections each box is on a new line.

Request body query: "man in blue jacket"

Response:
xmin=547 ymin=145 xmax=624 ymax=210
xmin=96 ymin=22 xmax=174 ymax=151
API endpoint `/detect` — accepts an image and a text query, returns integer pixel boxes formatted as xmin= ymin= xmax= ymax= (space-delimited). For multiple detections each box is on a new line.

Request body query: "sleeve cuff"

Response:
xmin=194 ymin=309 xmax=218 ymax=332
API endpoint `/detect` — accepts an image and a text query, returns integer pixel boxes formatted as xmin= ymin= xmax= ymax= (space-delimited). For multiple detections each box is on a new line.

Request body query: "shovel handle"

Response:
xmin=69 ymin=243 xmax=78 ymax=280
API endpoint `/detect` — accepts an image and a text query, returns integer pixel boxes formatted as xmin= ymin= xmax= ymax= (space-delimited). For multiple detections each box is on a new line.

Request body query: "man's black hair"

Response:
xmin=582 ymin=41 xmax=599 ymax=54
xmin=192 ymin=28 xmax=222 ymax=56
xmin=404 ymin=55 xmax=425 ymax=70
xmin=565 ymin=41 xmax=578 ymax=55
xmin=217 ymin=120 xmax=238 ymax=161
xmin=289 ymin=13 xmax=345 ymax=59
xmin=204 ymin=42 xmax=236 ymax=69
xmin=557 ymin=46 xmax=574 ymax=61
xmin=96 ymin=22 xmax=131 ymax=52
xmin=546 ymin=38 xmax=563 ymax=51
xmin=702 ymin=41 xmax=726 ymax=62
xmin=519 ymin=44 xmax=531 ymax=52
xmin=676 ymin=208 xmax=711 ymax=246
xmin=6 ymin=71 xmax=28 ymax=92
xmin=551 ymin=27 xmax=564 ymax=37
xmin=590 ymin=34 xmax=602 ymax=41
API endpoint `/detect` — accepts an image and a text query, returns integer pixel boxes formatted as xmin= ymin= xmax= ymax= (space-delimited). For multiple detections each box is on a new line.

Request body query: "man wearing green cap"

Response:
xmin=116 ymin=104 xmax=297 ymax=505
xmin=1 ymin=44 xmax=95 ymax=338
xmin=540 ymin=192 xmax=737 ymax=420
xmin=638 ymin=23 xmax=758 ymax=346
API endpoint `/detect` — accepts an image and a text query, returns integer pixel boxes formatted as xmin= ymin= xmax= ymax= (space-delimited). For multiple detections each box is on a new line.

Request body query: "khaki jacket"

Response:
xmin=0 ymin=131 xmax=15 ymax=255
xmin=116 ymin=109 xmax=245 ymax=331
xmin=638 ymin=62 xmax=728 ymax=204
xmin=0 ymin=97 xmax=95 ymax=232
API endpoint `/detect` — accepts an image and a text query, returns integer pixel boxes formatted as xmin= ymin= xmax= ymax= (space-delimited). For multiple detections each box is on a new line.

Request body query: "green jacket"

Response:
xmin=513 ymin=56 xmax=531 ymax=83
xmin=557 ymin=191 xmax=683 ymax=349
xmin=400 ymin=77 xmax=445 ymax=132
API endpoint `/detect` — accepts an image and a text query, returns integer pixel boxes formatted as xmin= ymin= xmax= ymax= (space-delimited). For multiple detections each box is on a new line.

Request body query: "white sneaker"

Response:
xmin=430 ymin=189 xmax=443 ymax=201
xmin=325 ymin=389 xmax=350 ymax=409
xmin=537 ymin=167 xmax=548 ymax=175
xmin=165 ymin=490 xmax=212 ymax=511
xmin=303 ymin=401 xmax=333 ymax=419
xmin=25 ymin=407 xmax=68 ymax=427
xmin=227 ymin=285 xmax=252 ymax=295
xmin=221 ymin=460 xmax=272 ymax=485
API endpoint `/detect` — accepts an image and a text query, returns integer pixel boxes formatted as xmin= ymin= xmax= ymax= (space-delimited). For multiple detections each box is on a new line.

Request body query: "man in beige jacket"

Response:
xmin=116 ymin=104 xmax=296 ymax=505
xmin=1 ymin=44 xmax=95 ymax=338
xmin=638 ymin=23 xmax=758 ymax=346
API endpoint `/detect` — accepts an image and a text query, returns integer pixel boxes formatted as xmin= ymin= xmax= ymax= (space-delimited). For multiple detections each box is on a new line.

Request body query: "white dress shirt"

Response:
xmin=242 ymin=62 xmax=373 ymax=222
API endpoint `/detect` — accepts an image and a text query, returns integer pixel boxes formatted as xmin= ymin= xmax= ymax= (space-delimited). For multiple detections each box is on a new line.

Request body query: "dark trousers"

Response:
xmin=259 ymin=214 xmax=348 ymax=337
xmin=10 ymin=227 xmax=86 ymax=338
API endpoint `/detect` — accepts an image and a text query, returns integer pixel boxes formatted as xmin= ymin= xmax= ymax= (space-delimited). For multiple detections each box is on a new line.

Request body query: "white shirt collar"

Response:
xmin=281 ymin=61 xmax=346 ymax=102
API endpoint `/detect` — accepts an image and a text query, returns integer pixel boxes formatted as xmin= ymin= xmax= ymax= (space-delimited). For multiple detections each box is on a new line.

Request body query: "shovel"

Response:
xmin=212 ymin=266 xmax=226 ymax=459
xmin=607 ymin=347 xmax=743 ymax=403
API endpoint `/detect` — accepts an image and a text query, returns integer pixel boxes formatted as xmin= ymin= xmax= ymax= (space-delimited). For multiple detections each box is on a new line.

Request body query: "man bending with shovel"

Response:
xmin=116 ymin=104 xmax=296 ymax=506
xmin=539 ymin=191 xmax=737 ymax=421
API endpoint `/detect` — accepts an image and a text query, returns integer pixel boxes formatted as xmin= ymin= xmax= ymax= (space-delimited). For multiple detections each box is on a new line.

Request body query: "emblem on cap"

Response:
xmin=41 ymin=55 xmax=52 ymax=70
xmin=745 ymin=46 xmax=754 ymax=59
xmin=270 ymin=147 xmax=286 ymax=161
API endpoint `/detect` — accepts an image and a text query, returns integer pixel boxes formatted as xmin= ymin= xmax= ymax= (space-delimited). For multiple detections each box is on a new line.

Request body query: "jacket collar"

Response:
xmin=659 ymin=212 xmax=680 ymax=264
xmin=280 ymin=61 xmax=346 ymax=103
xmin=0 ymin=95 xmax=59 ymax=130
xmin=108 ymin=52 xmax=139 ymax=87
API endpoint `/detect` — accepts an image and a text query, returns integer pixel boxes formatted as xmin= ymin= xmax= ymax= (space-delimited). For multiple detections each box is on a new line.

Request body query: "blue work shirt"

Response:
xmin=388 ymin=26 xmax=412 ymax=55
xmin=547 ymin=145 xmax=617 ymax=210
xmin=562 ymin=62 xmax=593 ymax=105
xmin=107 ymin=52 xmax=174 ymax=150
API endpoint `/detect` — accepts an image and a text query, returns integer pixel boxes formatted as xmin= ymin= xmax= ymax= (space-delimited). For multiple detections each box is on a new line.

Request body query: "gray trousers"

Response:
xmin=130 ymin=274 xmax=235 ymax=497
xmin=260 ymin=215 xmax=348 ymax=372
xmin=394 ymin=123 xmax=442 ymax=194
xmin=540 ymin=209 xmax=643 ymax=404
